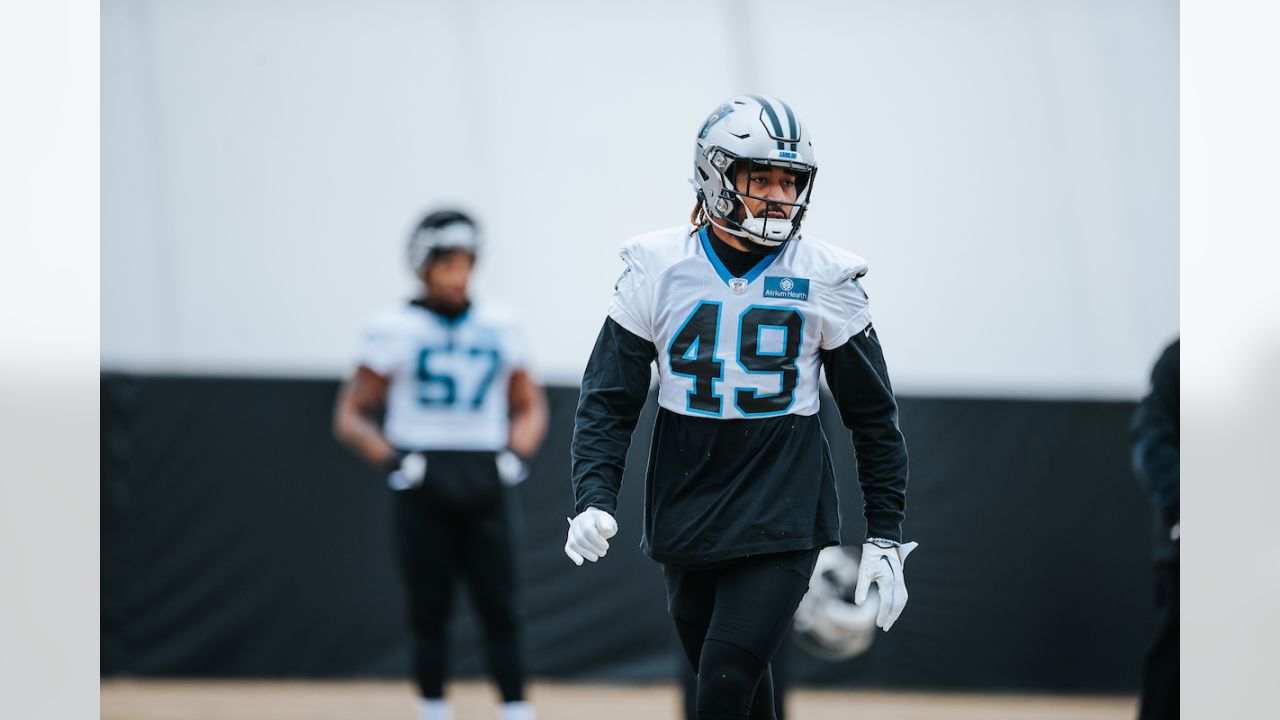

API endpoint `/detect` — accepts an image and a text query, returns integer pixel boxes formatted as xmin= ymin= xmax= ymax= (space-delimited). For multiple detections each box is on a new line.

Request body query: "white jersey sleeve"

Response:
xmin=357 ymin=310 xmax=410 ymax=376
xmin=607 ymin=244 xmax=656 ymax=341
xmin=816 ymin=261 xmax=873 ymax=350
xmin=608 ymin=226 xmax=703 ymax=343
xmin=499 ymin=318 xmax=529 ymax=371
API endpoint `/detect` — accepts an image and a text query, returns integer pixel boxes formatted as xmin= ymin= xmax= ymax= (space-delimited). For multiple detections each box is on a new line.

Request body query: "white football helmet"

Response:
xmin=692 ymin=94 xmax=817 ymax=248
xmin=407 ymin=209 xmax=480 ymax=274
xmin=792 ymin=545 xmax=880 ymax=661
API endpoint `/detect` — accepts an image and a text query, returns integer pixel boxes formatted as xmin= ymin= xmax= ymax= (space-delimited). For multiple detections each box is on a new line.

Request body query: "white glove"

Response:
xmin=496 ymin=449 xmax=530 ymax=487
xmin=564 ymin=508 xmax=618 ymax=566
xmin=387 ymin=452 xmax=427 ymax=491
xmin=855 ymin=539 xmax=919 ymax=632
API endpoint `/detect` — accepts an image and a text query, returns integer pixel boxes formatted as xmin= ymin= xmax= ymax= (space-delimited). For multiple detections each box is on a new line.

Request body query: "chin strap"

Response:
xmin=706 ymin=214 xmax=793 ymax=249
xmin=705 ymin=200 xmax=801 ymax=248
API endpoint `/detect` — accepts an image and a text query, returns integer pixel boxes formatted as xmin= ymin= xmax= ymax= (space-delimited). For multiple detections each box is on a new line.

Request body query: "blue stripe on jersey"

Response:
xmin=698 ymin=225 xmax=782 ymax=286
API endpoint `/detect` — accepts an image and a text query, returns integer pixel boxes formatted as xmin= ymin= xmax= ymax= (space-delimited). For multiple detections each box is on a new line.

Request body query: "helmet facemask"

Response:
xmin=697 ymin=150 xmax=817 ymax=249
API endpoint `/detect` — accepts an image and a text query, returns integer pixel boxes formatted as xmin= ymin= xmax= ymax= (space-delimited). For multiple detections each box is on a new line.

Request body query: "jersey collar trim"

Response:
xmin=410 ymin=299 xmax=472 ymax=328
xmin=697 ymin=225 xmax=781 ymax=286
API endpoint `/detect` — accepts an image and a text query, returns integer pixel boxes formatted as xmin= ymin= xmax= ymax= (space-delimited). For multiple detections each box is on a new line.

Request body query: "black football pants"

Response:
xmin=665 ymin=549 xmax=818 ymax=720
xmin=681 ymin=630 xmax=793 ymax=720
xmin=391 ymin=451 xmax=525 ymax=703
xmin=1139 ymin=558 xmax=1179 ymax=720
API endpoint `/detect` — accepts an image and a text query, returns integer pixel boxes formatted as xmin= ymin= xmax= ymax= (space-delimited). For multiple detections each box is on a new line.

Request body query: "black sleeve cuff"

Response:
xmin=576 ymin=490 xmax=619 ymax=516
xmin=865 ymin=515 xmax=903 ymax=544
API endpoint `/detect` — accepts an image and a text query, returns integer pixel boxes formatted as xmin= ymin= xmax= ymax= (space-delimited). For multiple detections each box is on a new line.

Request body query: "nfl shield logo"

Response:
xmin=728 ymin=278 xmax=748 ymax=295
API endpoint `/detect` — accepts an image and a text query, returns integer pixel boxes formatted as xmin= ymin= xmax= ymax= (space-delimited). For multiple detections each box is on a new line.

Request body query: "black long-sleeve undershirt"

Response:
xmin=571 ymin=317 xmax=656 ymax=516
xmin=1130 ymin=340 xmax=1179 ymax=509
xmin=820 ymin=326 xmax=909 ymax=542
xmin=1129 ymin=339 xmax=1179 ymax=561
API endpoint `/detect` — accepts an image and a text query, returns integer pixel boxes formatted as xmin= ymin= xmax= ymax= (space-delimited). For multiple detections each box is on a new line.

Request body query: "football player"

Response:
xmin=334 ymin=209 xmax=548 ymax=720
xmin=565 ymin=96 xmax=918 ymax=720
xmin=1129 ymin=339 xmax=1179 ymax=720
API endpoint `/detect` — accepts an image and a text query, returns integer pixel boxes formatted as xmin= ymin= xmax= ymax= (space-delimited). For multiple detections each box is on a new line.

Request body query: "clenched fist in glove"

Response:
xmin=855 ymin=539 xmax=919 ymax=631
xmin=387 ymin=451 xmax=427 ymax=491
xmin=564 ymin=508 xmax=618 ymax=565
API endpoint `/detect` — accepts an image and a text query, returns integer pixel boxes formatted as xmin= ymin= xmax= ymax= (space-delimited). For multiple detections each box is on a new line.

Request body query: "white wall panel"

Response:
xmin=102 ymin=0 xmax=1177 ymax=397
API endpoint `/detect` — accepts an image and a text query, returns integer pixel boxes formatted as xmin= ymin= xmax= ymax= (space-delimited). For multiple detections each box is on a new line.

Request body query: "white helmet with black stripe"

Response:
xmin=792 ymin=545 xmax=880 ymax=661
xmin=407 ymin=208 xmax=481 ymax=275
xmin=692 ymin=94 xmax=817 ymax=248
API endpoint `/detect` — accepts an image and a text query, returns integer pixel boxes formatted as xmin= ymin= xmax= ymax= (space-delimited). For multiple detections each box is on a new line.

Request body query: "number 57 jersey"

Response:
xmin=609 ymin=225 xmax=873 ymax=420
xmin=356 ymin=302 xmax=526 ymax=451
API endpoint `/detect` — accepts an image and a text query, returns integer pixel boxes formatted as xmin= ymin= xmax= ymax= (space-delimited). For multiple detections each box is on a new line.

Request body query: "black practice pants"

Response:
xmin=681 ymin=630 xmax=793 ymax=720
xmin=391 ymin=450 xmax=525 ymax=702
xmin=1139 ymin=559 xmax=1179 ymax=720
xmin=665 ymin=549 xmax=819 ymax=720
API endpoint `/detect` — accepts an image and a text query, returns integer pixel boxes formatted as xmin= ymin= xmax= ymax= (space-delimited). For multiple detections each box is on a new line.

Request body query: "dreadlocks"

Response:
xmin=689 ymin=200 xmax=708 ymax=233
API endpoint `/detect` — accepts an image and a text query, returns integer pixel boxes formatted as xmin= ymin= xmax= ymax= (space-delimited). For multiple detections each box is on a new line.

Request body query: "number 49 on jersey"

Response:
xmin=668 ymin=301 xmax=803 ymax=417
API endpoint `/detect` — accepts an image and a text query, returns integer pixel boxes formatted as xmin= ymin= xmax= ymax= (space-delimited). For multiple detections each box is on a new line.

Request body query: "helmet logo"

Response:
xmin=698 ymin=103 xmax=736 ymax=140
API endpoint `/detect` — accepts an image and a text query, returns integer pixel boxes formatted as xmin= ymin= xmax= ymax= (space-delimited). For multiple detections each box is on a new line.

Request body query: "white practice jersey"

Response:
xmin=609 ymin=225 xmax=872 ymax=420
xmin=356 ymin=301 xmax=526 ymax=451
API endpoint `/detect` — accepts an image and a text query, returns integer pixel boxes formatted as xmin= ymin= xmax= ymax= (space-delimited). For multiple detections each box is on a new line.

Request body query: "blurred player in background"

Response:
xmin=565 ymin=95 xmax=918 ymax=720
xmin=1129 ymin=338 xmax=1179 ymax=720
xmin=334 ymin=209 xmax=548 ymax=720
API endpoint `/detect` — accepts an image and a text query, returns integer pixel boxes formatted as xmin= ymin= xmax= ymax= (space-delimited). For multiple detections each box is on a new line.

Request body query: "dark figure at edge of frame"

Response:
xmin=1130 ymin=338 xmax=1179 ymax=720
